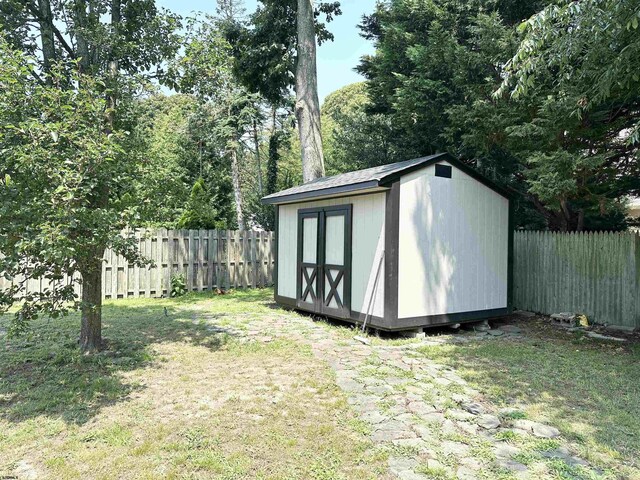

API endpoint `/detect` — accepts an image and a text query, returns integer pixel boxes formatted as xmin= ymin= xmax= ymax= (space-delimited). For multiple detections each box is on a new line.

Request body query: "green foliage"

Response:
xmin=132 ymin=94 xmax=196 ymax=226
xmin=170 ymin=273 xmax=187 ymax=297
xmin=1 ymin=0 xmax=182 ymax=84
xmin=228 ymin=0 xmax=342 ymax=106
xmin=497 ymin=0 xmax=640 ymax=230
xmin=131 ymin=94 xmax=237 ymax=229
xmin=0 ymin=39 xmax=147 ymax=333
xmin=177 ymin=178 xmax=226 ymax=230
xmin=356 ymin=0 xmax=638 ymax=231
xmin=321 ymin=82 xmax=397 ymax=175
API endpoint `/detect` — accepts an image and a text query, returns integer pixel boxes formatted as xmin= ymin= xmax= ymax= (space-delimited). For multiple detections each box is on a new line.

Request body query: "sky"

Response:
xmin=157 ymin=0 xmax=377 ymax=102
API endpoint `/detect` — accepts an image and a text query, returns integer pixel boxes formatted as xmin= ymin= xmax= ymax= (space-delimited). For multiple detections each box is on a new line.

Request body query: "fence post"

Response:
xmin=5 ymin=228 xmax=275 ymax=304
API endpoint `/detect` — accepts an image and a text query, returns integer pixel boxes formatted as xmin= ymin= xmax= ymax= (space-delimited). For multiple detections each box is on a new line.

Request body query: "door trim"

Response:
xmin=296 ymin=210 xmax=321 ymax=311
xmin=296 ymin=204 xmax=352 ymax=318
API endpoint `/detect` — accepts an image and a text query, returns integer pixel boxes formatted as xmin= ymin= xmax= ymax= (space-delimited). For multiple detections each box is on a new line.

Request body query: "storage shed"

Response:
xmin=262 ymin=153 xmax=513 ymax=331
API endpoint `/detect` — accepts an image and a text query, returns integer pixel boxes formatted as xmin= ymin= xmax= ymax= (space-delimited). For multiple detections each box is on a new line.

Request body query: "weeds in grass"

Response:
xmin=494 ymin=430 xmax=521 ymax=443
xmin=0 ymin=289 xmax=385 ymax=479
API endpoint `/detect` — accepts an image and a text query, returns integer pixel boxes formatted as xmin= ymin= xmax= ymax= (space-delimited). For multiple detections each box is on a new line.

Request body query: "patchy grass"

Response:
xmin=415 ymin=319 xmax=640 ymax=479
xmin=0 ymin=289 xmax=387 ymax=479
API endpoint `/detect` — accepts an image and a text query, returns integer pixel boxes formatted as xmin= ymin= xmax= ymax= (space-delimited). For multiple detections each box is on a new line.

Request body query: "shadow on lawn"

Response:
xmin=0 ymin=300 xmax=240 ymax=426
xmin=418 ymin=319 xmax=640 ymax=468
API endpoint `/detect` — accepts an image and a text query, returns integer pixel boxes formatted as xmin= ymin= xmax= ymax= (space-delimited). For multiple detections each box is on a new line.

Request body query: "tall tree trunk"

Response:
xmin=73 ymin=0 xmax=91 ymax=73
xmin=296 ymin=0 xmax=325 ymax=183
xmin=266 ymin=107 xmax=279 ymax=196
xmin=106 ymin=0 xmax=120 ymax=130
xmin=253 ymin=120 xmax=263 ymax=195
xmin=230 ymin=147 xmax=245 ymax=229
xmin=79 ymin=257 xmax=103 ymax=353
xmin=37 ymin=0 xmax=56 ymax=77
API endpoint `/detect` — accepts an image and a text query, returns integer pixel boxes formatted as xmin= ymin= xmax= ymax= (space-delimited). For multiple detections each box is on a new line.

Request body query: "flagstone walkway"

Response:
xmin=199 ymin=309 xmax=604 ymax=480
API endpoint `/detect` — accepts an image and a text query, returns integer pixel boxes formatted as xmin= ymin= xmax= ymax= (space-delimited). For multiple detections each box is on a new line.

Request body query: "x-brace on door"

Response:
xmin=296 ymin=205 xmax=352 ymax=319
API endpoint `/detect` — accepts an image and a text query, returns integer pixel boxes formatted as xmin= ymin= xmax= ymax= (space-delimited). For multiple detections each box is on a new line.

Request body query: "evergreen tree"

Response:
xmin=177 ymin=178 xmax=224 ymax=230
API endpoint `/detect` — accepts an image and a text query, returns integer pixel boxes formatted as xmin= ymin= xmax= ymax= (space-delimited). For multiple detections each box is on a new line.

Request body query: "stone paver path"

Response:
xmin=197 ymin=309 xmax=605 ymax=480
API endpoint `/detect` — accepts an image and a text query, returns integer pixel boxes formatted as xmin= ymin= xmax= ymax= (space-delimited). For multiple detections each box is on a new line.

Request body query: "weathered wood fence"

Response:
xmin=513 ymin=231 xmax=640 ymax=329
xmin=0 ymin=229 xmax=275 ymax=300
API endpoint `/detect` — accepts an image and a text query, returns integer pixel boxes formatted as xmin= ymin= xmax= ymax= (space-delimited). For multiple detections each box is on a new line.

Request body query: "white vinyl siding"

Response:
xmin=277 ymin=193 xmax=386 ymax=317
xmin=397 ymin=161 xmax=509 ymax=319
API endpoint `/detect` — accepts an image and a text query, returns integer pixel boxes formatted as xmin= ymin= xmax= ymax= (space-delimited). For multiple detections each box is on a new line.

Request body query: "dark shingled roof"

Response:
xmin=262 ymin=153 xmax=449 ymax=204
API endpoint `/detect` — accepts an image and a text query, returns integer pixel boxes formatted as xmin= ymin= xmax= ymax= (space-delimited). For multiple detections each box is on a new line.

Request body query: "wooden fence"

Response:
xmin=513 ymin=231 xmax=640 ymax=328
xmin=0 ymin=229 xmax=275 ymax=300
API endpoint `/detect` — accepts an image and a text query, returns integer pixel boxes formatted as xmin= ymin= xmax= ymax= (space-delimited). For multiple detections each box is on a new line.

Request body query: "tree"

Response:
xmin=497 ymin=0 xmax=640 ymax=230
xmin=228 ymin=0 xmax=341 ymax=182
xmin=132 ymin=94 xmax=195 ymax=226
xmin=357 ymin=0 xmax=635 ymax=231
xmin=321 ymin=82 xmax=396 ymax=175
xmin=177 ymin=178 xmax=226 ymax=229
xmin=296 ymin=0 xmax=325 ymax=181
xmin=168 ymin=15 xmax=264 ymax=230
xmin=0 ymin=41 xmax=146 ymax=351
xmin=0 ymin=0 xmax=181 ymax=351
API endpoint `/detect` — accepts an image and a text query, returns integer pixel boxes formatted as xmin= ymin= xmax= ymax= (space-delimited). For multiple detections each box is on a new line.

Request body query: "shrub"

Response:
xmin=170 ymin=273 xmax=187 ymax=297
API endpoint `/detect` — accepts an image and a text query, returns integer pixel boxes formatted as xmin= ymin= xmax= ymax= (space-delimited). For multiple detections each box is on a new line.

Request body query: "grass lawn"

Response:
xmin=415 ymin=319 xmax=640 ymax=479
xmin=0 ymin=289 xmax=387 ymax=480
xmin=2 ymin=289 xmax=639 ymax=479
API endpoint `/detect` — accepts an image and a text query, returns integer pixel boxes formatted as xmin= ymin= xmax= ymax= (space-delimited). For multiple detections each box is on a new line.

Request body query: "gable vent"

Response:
xmin=435 ymin=164 xmax=452 ymax=178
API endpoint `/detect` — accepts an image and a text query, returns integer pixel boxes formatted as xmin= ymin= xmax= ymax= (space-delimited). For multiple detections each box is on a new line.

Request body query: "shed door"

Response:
xmin=297 ymin=211 xmax=320 ymax=311
xmin=297 ymin=205 xmax=352 ymax=318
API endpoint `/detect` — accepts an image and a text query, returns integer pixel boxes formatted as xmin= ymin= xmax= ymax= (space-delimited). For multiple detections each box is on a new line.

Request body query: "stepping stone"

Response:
xmin=367 ymin=385 xmax=393 ymax=395
xmin=477 ymin=414 xmax=501 ymax=429
xmin=408 ymin=401 xmax=436 ymax=416
xmin=433 ymin=377 xmax=452 ymax=387
xmin=447 ymin=409 xmax=475 ymax=421
xmin=498 ymin=459 xmax=528 ymax=473
xmin=462 ymin=402 xmax=485 ymax=415
xmin=513 ymin=419 xmax=560 ymax=438
xmin=388 ymin=456 xmax=419 ymax=474
xmin=459 ymin=457 xmax=483 ymax=470
xmin=397 ymin=471 xmax=428 ymax=480
xmin=487 ymin=329 xmax=504 ymax=336
xmin=441 ymin=419 xmax=459 ymax=435
xmin=422 ymin=412 xmax=446 ymax=425
xmin=372 ymin=420 xmax=417 ymax=442
xmin=457 ymin=466 xmax=478 ymax=480
xmin=413 ymin=424 xmax=435 ymax=440
xmin=360 ymin=410 xmax=388 ymax=425
xmin=494 ymin=444 xmax=520 ymax=459
xmin=457 ymin=422 xmax=479 ymax=436
xmin=336 ymin=378 xmax=363 ymax=392
xmin=442 ymin=440 xmax=470 ymax=457
xmin=532 ymin=423 xmax=560 ymax=439
xmin=540 ymin=447 xmax=589 ymax=466
xmin=388 ymin=457 xmax=427 ymax=480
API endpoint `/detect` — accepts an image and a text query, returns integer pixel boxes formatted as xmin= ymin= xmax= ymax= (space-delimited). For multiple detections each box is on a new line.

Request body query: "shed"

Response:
xmin=262 ymin=153 xmax=513 ymax=331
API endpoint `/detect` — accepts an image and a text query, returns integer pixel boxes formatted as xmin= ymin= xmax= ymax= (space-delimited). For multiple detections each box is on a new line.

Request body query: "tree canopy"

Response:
xmin=0 ymin=39 xmax=146 ymax=346
xmin=355 ymin=0 xmax=639 ymax=231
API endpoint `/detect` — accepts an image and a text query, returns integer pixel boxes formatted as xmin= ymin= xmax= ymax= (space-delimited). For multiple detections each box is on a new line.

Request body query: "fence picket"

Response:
xmin=514 ymin=230 xmax=640 ymax=328
xmin=0 ymin=229 xmax=275 ymax=303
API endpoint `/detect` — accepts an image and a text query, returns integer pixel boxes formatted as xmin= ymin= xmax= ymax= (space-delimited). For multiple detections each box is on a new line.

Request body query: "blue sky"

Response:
xmin=157 ymin=0 xmax=377 ymax=102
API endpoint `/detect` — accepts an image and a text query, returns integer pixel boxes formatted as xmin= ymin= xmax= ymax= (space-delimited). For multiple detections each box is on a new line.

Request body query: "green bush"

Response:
xmin=170 ymin=273 xmax=187 ymax=297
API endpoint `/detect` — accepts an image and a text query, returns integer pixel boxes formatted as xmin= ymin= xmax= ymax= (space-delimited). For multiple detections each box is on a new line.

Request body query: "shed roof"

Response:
xmin=261 ymin=153 xmax=509 ymax=204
